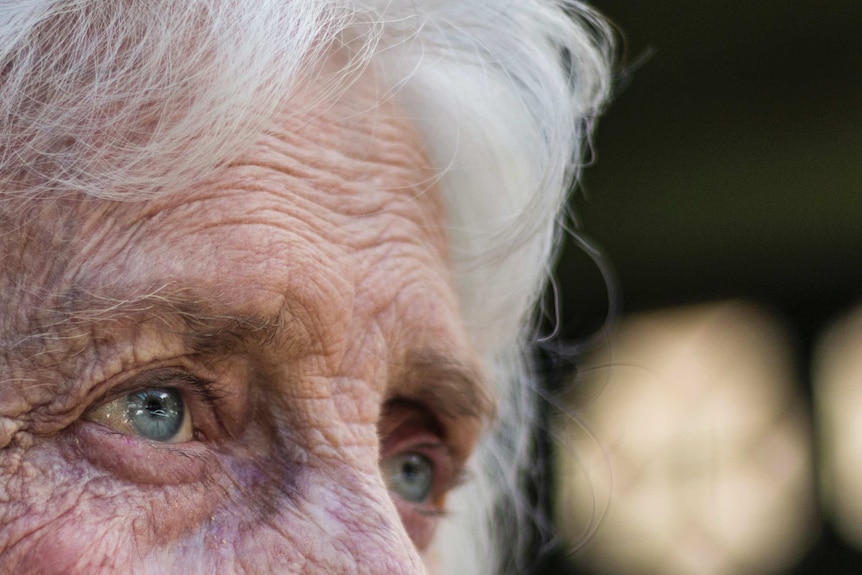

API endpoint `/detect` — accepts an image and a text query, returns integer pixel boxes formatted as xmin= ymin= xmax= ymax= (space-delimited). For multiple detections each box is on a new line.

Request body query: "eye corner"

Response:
xmin=82 ymin=368 xmax=214 ymax=444
xmin=379 ymin=398 xmax=442 ymax=441
xmin=378 ymin=401 xmax=464 ymax=533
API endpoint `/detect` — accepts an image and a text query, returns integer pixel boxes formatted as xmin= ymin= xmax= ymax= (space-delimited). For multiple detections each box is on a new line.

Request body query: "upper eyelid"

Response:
xmin=88 ymin=368 xmax=216 ymax=406
xmin=83 ymin=367 xmax=225 ymax=435
xmin=142 ymin=370 xmax=224 ymax=406
xmin=383 ymin=440 xmax=465 ymax=519
xmin=379 ymin=422 xmax=461 ymax=489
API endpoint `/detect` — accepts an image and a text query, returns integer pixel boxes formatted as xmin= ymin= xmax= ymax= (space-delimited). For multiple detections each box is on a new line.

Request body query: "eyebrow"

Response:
xmin=8 ymin=284 xmax=298 ymax=359
xmin=394 ymin=349 xmax=495 ymax=424
xmin=10 ymin=285 xmax=494 ymax=424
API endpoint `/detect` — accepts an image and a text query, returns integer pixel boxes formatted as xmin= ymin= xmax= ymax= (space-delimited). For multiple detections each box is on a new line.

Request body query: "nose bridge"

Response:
xmin=299 ymin=466 xmax=427 ymax=575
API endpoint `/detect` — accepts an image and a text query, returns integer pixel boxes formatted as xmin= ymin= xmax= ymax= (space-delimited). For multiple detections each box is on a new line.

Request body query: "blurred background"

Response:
xmin=541 ymin=1 xmax=862 ymax=573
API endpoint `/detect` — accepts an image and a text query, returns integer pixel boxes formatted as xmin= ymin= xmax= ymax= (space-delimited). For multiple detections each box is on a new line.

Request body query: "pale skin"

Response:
xmin=0 ymin=76 xmax=492 ymax=573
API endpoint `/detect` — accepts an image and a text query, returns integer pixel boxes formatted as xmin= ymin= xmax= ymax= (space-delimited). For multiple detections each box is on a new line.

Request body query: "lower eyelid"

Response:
xmin=67 ymin=420 xmax=218 ymax=486
xmin=392 ymin=496 xmax=444 ymax=550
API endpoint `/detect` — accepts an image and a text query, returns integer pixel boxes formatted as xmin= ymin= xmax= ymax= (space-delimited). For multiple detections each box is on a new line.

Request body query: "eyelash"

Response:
xmin=86 ymin=368 xmax=223 ymax=442
xmin=378 ymin=407 xmax=464 ymax=510
xmin=72 ymin=371 xmax=225 ymax=485
xmin=145 ymin=371 xmax=221 ymax=404
xmin=83 ymin=372 xmax=466 ymax=520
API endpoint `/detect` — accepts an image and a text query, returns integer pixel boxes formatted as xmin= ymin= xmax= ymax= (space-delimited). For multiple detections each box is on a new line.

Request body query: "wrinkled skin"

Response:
xmin=0 ymin=78 xmax=490 ymax=574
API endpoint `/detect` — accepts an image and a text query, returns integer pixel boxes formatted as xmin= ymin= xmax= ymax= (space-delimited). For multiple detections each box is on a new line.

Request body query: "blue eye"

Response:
xmin=384 ymin=452 xmax=435 ymax=503
xmin=126 ymin=388 xmax=186 ymax=442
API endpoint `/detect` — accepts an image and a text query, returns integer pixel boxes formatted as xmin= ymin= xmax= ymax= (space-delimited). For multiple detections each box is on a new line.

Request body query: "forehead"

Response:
xmin=0 ymin=82 xmax=473 ymax=391
xmin=12 ymin=78 xmax=445 ymax=265
xmin=80 ymin=96 xmax=451 ymax=296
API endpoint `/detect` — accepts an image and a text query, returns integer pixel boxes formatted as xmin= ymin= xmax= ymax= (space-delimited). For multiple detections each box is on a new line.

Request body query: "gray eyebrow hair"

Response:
xmin=6 ymin=283 xmax=296 ymax=358
xmin=6 ymin=285 xmax=493 ymax=425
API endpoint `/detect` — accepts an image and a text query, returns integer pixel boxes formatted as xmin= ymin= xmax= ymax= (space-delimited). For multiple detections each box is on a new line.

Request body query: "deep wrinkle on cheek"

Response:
xmin=1 ymin=478 xmax=198 ymax=573
xmin=0 ymin=422 xmax=283 ymax=570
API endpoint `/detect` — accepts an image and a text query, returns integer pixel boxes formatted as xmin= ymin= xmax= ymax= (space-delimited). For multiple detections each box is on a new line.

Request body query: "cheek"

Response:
xmin=0 ymin=439 xmax=221 ymax=574
xmin=0 ymin=435 xmax=424 ymax=574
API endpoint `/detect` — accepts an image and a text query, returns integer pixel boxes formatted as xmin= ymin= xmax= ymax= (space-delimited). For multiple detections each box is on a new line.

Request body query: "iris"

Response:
xmin=126 ymin=388 xmax=186 ymax=442
xmin=385 ymin=452 xmax=434 ymax=503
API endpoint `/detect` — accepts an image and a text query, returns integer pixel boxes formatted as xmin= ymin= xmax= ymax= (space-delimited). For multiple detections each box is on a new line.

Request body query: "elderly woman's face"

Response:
xmin=0 ymin=82 xmax=489 ymax=573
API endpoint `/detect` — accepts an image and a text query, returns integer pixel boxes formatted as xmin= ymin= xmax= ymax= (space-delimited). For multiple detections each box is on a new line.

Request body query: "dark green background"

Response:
xmin=544 ymin=2 xmax=862 ymax=573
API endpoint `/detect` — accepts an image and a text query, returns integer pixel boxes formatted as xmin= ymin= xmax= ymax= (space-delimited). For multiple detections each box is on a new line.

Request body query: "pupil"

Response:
xmin=387 ymin=452 xmax=433 ymax=503
xmin=145 ymin=399 xmax=165 ymax=416
xmin=403 ymin=461 xmax=421 ymax=479
xmin=126 ymin=388 xmax=184 ymax=442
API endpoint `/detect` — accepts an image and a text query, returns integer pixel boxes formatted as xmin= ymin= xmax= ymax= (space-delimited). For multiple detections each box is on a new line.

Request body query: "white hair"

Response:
xmin=0 ymin=1 xmax=614 ymax=573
